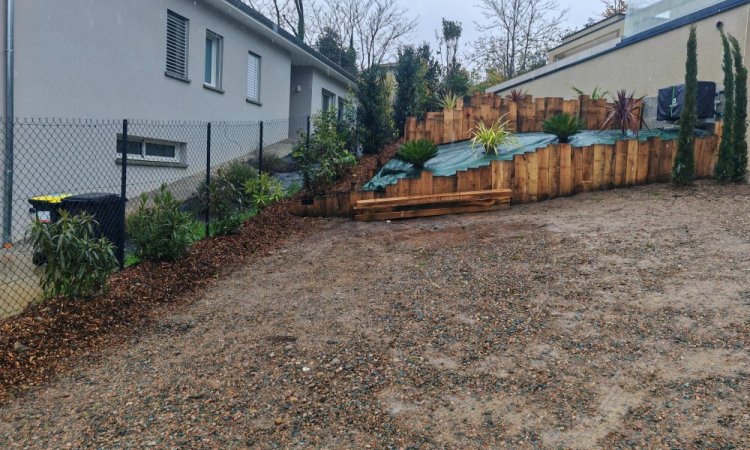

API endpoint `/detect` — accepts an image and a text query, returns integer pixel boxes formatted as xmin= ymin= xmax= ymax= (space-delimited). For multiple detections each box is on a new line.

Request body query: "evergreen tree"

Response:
xmin=394 ymin=46 xmax=428 ymax=135
xmin=715 ymin=30 xmax=735 ymax=181
xmin=673 ymin=25 xmax=697 ymax=184
xmin=357 ymin=67 xmax=395 ymax=154
xmin=314 ymin=27 xmax=357 ymax=74
xmin=417 ymin=44 xmax=443 ymax=111
xmin=730 ymin=35 xmax=748 ymax=182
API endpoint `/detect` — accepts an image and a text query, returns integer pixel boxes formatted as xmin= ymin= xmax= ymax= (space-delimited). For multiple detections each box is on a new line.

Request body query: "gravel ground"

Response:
xmin=1 ymin=181 xmax=749 ymax=448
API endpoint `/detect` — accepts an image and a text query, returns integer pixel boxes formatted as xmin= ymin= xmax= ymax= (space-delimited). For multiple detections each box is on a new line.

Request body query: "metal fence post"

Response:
xmin=205 ymin=122 xmax=211 ymax=239
xmin=305 ymin=116 xmax=311 ymax=150
xmin=258 ymin=121 xmax=264 ymax=173
xmin=117 ymin=119 xmax=128 ymax=270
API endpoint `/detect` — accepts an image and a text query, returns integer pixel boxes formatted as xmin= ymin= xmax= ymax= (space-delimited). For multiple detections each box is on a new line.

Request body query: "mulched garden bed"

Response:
xmin=316 ymin=141 xmax=401 ymax=196
xmin=0 ymin=201 xmax=319 ymax=402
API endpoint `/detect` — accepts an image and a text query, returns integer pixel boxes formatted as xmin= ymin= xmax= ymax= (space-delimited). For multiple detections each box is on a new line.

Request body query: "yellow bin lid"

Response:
xmin=29 ymin=194 xmax=72 ymax=204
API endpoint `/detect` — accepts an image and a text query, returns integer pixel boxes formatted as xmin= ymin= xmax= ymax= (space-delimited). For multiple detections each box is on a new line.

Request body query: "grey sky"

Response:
xmin=404 ymin=0 xmax=605 ymax=63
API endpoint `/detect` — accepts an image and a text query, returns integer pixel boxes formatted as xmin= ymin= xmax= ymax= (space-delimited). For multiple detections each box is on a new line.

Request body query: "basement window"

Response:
xmin=117 ymin=135 xmax=185 ymax=164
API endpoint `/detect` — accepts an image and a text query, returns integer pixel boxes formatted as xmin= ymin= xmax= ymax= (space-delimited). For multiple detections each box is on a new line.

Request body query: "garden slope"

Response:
xmin=1 ymin=182 xmax=749 ymax=448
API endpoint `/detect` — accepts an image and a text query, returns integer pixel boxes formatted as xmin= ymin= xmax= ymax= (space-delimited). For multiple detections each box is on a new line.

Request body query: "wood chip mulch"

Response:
xmin=317 ymin=141 xmax=401 ymax=195
xmin=0 ymin=201 xmax=319 ymax=403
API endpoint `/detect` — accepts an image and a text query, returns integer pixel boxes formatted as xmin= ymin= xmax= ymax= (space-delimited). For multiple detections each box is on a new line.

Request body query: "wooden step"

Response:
xmin=354 ymin=189 xmax=511 ymax=221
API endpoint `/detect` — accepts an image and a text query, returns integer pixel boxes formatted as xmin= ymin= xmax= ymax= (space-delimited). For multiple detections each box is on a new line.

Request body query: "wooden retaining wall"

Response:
xmin=404 ymin=93 xmax=615 ymax=145
xmin=291 ymin=134 xmax=720 ymax=218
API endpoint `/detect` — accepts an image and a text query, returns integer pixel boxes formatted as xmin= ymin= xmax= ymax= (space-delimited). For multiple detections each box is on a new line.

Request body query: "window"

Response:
xmin=117 ymin=136 xmax=184 ymax=163
xmin=166 ymin=10 xmax=189 ymax=80
xmin=246 ymin=52 xmax=261 ymax=104
xmin=204 ymin=30 xmax=223 ymax=89
xmin=337 ymin=97 xmax=346 ymax=121
xmin=322 ymin=90 xmax=336 ymax=112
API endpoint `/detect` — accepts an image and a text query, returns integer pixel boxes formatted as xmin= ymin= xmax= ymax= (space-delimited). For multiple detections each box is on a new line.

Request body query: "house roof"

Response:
xmin=211 ymin=0 xmax=357 ymax=85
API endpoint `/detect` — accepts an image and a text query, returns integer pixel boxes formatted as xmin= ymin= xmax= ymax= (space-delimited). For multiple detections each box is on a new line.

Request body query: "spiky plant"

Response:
xmin=542 ymin=113 xmax=584 ymax=143
xmin=439 ymin=92 xmax=460 ymax=110
xmin=396 ymin=139 xmax=438 ymax=169
xmin=715 ymin=30 xmax=735 ymax=181
xmin=673 ymin=25 xmax=697 ymax=185
xmin=505 ymin=88 xmax=527 ymax=103
xmin=470 ymin=117 xmax=518 ymax=155
xmin=729 ymin=34 xmax=747 ymax=182
xmin=601 ymin=90 xmax=645 ymax=136
xmin=571 ymin=85 xmax=610 ymax=100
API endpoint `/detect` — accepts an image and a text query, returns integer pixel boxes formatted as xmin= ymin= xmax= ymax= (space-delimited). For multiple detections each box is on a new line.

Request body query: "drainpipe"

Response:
xmin=3 ymin=0 xmax=13 ymax=245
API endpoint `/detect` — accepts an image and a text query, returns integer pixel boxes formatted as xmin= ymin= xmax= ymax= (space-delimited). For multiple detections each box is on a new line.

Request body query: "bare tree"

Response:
xmin=473 ymin=0 xmax=567 ymax=79
xmin=242 ymin=0 xmax=305 ymax=40
xmin=601 ymin=0 xmax=627 ymax=18
xmin=354 ymin=0 xmax=418 ymax=71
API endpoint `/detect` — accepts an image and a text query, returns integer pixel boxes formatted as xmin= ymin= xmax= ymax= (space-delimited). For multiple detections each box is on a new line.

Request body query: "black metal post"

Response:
xmin=258 ymin=121 xmax=264 ymax=173
xmin=117 ymin=119 xmax=128 ymax=270
xmin=305 ymin=116 xmax=311 ymax=150
xmin=205 ymin=122 xmax=211 ymax=239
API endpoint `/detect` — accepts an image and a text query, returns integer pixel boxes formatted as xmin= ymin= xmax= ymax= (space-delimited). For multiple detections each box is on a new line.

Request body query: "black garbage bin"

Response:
xmin=61 ymin=193 xmax=124 ymax=248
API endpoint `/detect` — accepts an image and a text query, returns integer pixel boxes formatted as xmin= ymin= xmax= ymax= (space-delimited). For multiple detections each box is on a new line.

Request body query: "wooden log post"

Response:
xmin=559 ymin=144 xmax=573 ymax=196
xmin=514 ymin=153 xmax=528 ymax=203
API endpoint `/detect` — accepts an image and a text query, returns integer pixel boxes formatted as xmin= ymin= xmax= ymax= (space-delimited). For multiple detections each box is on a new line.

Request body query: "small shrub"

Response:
xmin=505 ymin=88 xmax=527 ymax=103
xmin=396 ymin=140 xmax=438 ymax=169
xmin=357 ymin=66 xmax=396 ymax=154
xmin=128 ymin=185 xmax=196 ymax=261
xmin=601 ymin=90 xmax=645 ymax=136
xmin=542 ymin=113 xmax=584 ymax=143
xmin=470 ymin=117 xmax=517 ymax=155
xmin=211 ymin=210 xmax=256 ymax=236
xmin=29 ymin=211 xmax=117 ymax=299
xmin=244 ymin=173 xmax=286 ymax=210
xmin=200 ymin=161 xmax=257 ymax=218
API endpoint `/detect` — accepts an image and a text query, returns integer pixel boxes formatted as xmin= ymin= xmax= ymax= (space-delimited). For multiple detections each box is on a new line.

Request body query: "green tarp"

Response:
xmin=362 ymin=129 xmax=705 ymax=191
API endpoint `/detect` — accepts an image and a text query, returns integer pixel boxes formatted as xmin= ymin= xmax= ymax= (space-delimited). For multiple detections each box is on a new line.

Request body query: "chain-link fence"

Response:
xmin=0 ymin=115 xmax=310 ymax=318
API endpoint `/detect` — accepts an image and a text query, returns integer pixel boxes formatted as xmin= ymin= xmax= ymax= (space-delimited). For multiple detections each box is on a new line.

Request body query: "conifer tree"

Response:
xmin=729 ymin=35 xmax=748 ymax=182
xmin=715 ymin=30 xmax=735 ymax=181
xmin=673 ymin=26 xmax=697 ymax=184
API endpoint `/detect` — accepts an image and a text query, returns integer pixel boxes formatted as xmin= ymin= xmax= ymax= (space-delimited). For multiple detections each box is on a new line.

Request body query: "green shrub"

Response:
xmin=199 ymin=161 xmax=257 ymax=218
xmin=29 ymin=211 xmax=117 ymax=299
xmin=396 ymin=140 xmax=438 ymax=169
xmin=730 ymin=34 xmax=747 ymax=182
xmin=439 ymin=92 xmax=460 ymax=110
xmin=542 ymin=113 xmax=584 ymax=144
xmin=244 ymin=173 xmax=286 ymax=209
xmin=128 ymin=185 xmax=196 ymax=261
xmin=470 ymin=118 xmax=517 ymax=155
xmin=357 ymin=66 xmax=396 ymax=154
xmin=211 ymin=210 xmax=256 ymax=236
xmin=673 ymin=25 xmax=697 ymax=185
xmin=715 ymin=30 xmax=735 ymax=181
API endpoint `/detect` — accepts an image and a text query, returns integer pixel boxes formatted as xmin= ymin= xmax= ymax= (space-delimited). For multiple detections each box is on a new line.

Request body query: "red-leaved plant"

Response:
xmin=601 ymin=90 xmax=645 ymax=136
xmin=505 ymin=88 xmax=527 ymax=103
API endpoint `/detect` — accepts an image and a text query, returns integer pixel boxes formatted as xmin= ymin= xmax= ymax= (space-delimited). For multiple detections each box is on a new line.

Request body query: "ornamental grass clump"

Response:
xmin=396 ymin=139 xmax=438 ymax=169
xmin=601 ymin=90 xmax=645 ymax=136
xmin=470 ymin=117 xmax=517 ymax=155
xmin=439 ymin=92 xmax=460 ymax=110
xmin=29 ymin=211 xmax=117 ymax=299
xmin=542 ymin=113 xmax=584 ymax=143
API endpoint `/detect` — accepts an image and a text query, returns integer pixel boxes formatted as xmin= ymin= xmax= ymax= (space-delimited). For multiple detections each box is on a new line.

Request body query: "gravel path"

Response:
xmin=1 ymin=182 xmax=749 ymax=448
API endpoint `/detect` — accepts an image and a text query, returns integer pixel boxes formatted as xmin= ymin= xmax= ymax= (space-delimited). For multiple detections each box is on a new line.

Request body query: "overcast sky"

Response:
xmin=406 ymin=0 xmax=605 ymax=63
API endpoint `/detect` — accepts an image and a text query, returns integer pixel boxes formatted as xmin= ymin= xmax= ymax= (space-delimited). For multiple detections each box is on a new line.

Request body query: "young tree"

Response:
xmin=672 ymin=26 xmax=697 ymax=184
xmin=394 ymin=46 xmax=428 ymax=135
xmin=729 ymin=35 xmax=748 ymax=182
xmin=715 ymin=30 xmax=735 ymax=181
xmin=315 ymin=27 xmax=358 ymax=73
xmin=357 ymin=66 xmax=395 ymax=154
xmin=438 ymin=19 xmax=462 ymax=69
xmin=473 ymin=0 xmax=568 ymax=79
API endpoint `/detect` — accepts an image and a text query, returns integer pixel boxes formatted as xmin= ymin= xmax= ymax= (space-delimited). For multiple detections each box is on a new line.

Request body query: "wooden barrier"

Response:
xmin=290 ymin=134 xmax=720 ymax=219
xmin=404 ymin=93 xmax=619 ymax=145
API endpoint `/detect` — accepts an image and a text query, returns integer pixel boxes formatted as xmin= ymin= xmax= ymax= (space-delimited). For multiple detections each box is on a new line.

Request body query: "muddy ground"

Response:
xmin=0 ymin=182 xmax=748 ymax=448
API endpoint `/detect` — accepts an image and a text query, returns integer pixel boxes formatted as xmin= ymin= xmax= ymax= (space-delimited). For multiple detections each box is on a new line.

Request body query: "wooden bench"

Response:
xmin=353 ymin=189 xmax=512 ymax=222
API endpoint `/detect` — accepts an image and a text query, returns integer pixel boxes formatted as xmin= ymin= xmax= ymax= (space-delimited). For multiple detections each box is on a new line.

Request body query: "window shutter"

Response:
xmin=247 ymin=53 xmax=260 ymax=102
xmin=166 ymin=11 xmax=189 ymax=78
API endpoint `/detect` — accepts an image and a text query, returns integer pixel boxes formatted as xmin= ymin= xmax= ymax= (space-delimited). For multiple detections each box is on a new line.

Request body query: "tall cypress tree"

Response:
xmin=715 ymin=30 xmax=735 ymax=181
xmin=673 ymin=26 xmax=697 ymax=184
xmin=729 ymin=35 xmax=748 ymax=182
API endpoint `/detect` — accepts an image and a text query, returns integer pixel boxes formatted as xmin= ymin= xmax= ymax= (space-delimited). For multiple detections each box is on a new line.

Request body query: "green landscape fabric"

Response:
xmin=362 ymin=129 xmax=707 ymax=191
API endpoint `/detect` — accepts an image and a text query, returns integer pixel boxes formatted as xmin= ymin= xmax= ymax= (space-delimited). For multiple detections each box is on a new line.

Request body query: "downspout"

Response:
xmin=3 ymin=0 xmax=13 ymax=245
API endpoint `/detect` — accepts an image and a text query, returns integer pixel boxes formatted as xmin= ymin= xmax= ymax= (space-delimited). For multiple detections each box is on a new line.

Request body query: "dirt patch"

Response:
xmin=0 ymin=182 xmax=749 ymax=448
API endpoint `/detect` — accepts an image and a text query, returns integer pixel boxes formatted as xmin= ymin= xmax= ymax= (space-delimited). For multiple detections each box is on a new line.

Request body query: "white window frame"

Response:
xmin=165 ymin=10 xmax=190 ymax=81
xmin=204 ymin=30 xmax=223 ymax=89
xmin=322 ymin=89 xmax=336 ymax=112
xmin=246 ymin=52 xmax=262 ymax=104
xmin=118 ymin=135 xmax=185 ymax=164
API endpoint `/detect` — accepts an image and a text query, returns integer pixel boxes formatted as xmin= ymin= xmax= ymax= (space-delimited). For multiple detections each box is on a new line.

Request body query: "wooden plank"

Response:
xmin=514 ymin=153 xmax=528 ymax=203
xmin=614 ymin=140 xmax=627 ymax=187
xmin=582 ymin=146 xmax=594 ymax=186
xmin=636 ymin=139 xmax=650 ymax=185
xmin=647 ymin=137 xmax=661 ymax=183
xmin=659 ymin=139 xmax=673 ymax=182
xmin=559 ymin=144 xmax=572 ymax=196
xmin=526 ymin=152 xmax=539 ymax=202
xmin=355 ymin=189 xmax=512 ymax=209
xmin=457 ymin=169 xmax=482 ymax=192
xmin=479 ymin=166 xmax=493 ymax=191
xmin=625 ymin=139 xmax=639 ymax=186
xmin=534 ymin=98 xmax=546 ymax=131
xmin=432 ymin=175 xmax=457 ymax=194
xmin=548 ymin=144 xmax=561 ymax=199
xmin=536 ymin=146 xmax=550 ymax=200
xmin=354 ymin=201 xmax=510 ymax=222
xmin=573 ymin=147 xmax=584 ymax=193
xmin=592 ymin=144 xmax=605 ymax=190
xmin=602 ymin=144 xmax=614 ymax=189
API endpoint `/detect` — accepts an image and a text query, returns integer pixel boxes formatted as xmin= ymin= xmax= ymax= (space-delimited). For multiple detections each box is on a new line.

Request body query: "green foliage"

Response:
xmin=357 ymin=66 xmax=396 ymax=154
xmin=396 ymin=140 xmax=438 ymax=169
xmin=127 ymin=185 xmax=196 ymax=261
xmin=314 ymin=26 xmax=357 ymax=74
xmin=210 ymin=210 xmax=257 ymax=237
xmin=439 ymin=92 xmax=460 ymax=110
xmin=29 ymin=211 xmax=117 ymax=299
xmin=470 ymin=118 xmax=518 ymax=155
xmin=542 ymin=113 xmax=584 ymax=143
xmin=200 ymin=161 xmax=257 ymax=218
xmin=673 ymin=26 xmax=697 ymax=185
xmin=244 ymin=172 xmax=286 ymax=210
xmin=715 ymin=30 xmax=735 ymax=181
xmin=442 ymin=64 xmax=471 ymax=97
xmin=292 ymin=109 xmax=356 ymax=193
xmin=571 ymin=85 xmax=610 ymax=100
xmin=730 ymin=35 xmax=748 ymax=182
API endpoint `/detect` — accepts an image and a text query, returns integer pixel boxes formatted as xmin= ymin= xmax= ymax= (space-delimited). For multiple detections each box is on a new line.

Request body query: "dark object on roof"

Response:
xmin=657 ymin=81 xmax=716 ymax=121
